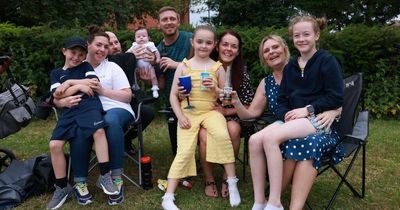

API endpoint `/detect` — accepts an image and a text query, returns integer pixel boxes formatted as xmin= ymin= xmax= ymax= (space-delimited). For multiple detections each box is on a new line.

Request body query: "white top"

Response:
xmin=127 ymin=41 xmax=158 ymax=53
xmin=94 ymin=59 xmax=135 ymax=118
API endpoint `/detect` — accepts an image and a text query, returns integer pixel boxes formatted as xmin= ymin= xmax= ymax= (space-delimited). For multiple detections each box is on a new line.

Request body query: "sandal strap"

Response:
xmin=205 ymin=181 xmax=216 ymax=186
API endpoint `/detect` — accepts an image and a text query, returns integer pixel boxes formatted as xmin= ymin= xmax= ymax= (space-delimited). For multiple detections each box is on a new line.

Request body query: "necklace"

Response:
xmin=297 ymin=57 xmax=306 ymax=77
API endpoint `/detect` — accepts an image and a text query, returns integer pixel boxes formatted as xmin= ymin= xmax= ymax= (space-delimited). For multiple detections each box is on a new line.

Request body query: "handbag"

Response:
xmin=0 ymin=68 xmax=36 ymax=139
xmin=0 ymin=154 xmax=55 ymax=209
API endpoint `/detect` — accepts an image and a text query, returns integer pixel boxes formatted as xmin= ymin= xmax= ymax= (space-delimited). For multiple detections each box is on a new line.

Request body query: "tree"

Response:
xmin=291 ymin=0 xmax=400 ymax=30
xmin=0 ymin=0 xmax=192 ymax=29
xmin=192 ymin=0 xmax=400 ymax=29
xmin=0 ymin=0 xmax=135 ymax=29
xmin=197 ymin=0 xmax=295 ymax=27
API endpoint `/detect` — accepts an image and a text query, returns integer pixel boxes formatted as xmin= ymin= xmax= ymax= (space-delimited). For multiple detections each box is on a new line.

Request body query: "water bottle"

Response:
xmin=140 ymin=155 xmax=153 ymax=190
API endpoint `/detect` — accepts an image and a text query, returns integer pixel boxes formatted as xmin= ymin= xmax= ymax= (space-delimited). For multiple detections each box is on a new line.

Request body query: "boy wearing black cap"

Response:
xmin=46 ymin=36 xmax=118 ymax=209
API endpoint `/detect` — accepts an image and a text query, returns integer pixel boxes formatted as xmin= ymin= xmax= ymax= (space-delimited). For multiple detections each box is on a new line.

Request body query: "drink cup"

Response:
xmin=222 ymin=86 xmax=233 ymax=106
xmin=178 ymin=75 xmax=192 ymax=93
xmin=200 ymin=72 xmax=210 ymax=91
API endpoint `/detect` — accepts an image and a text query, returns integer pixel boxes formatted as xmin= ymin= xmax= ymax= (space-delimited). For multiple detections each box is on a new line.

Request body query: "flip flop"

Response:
xmin=221 ymin=179 xmax=229 ymax=198
xmin=204 ymin=181 xmax=218 ymax=198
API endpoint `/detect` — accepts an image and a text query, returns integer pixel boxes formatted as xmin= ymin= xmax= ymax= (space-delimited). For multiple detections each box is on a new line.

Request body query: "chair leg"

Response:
xmin=326 ymin=145 xmax=363 ymax=210
xmin=242 ymin=137 xmax=249 ymax=182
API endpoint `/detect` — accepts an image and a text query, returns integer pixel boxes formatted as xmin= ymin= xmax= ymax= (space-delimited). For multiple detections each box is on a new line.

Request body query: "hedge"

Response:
xmin=0 ymin=23 xmax=398 ymax=118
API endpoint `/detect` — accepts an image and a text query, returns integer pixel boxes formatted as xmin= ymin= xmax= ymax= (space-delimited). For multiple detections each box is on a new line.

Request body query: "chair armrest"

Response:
xmin=349 ymin=111 xmax=369 ymax=143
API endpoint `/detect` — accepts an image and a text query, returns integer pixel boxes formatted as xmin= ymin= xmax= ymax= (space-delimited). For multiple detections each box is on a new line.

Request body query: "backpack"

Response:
xmin=0 ymin=154 xmax=55 ymax=209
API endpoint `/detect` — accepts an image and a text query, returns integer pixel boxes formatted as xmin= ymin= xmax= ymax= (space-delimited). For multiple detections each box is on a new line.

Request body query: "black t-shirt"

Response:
xmin=108 ymin=52 xmax=137 ymax=86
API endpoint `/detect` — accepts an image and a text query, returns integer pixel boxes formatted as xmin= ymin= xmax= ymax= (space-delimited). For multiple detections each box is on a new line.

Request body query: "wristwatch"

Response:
xmin=306 ymin=105 xmax=315 ymax=116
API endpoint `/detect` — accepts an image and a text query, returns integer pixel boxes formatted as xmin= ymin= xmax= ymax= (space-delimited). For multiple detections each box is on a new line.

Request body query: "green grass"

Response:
xmin=1 ymin=116 xmax=399 ymax=210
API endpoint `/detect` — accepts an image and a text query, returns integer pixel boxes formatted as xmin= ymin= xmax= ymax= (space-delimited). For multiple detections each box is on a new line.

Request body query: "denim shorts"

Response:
xmin=307 ymin=115 xmax=331 ymax=134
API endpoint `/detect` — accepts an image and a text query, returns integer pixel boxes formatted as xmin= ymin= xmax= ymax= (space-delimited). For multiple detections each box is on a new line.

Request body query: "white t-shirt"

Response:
xmin=94 ymin=59 xmax=135 ymax=118
xmin=127 ymin=41 xmax=158 ymax=53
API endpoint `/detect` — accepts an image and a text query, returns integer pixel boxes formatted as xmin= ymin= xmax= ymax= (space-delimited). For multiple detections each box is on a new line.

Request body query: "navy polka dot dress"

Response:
xmin=264 ymin=74 xmax=345 ymax=169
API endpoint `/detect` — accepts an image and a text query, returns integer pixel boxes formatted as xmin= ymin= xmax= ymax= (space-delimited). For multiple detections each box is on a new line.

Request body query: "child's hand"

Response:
xmin=177 ymin=83 xmax=188 ymax=101
xmin=54 ymin=83 xmax=69 ymax=96
xmin=202 ymin=77 xmax=215 ymax=91
xmin=178 ymin=115 xmax=191 ymax=129
xmin=79 ymin=85 xmax=94 ymax=96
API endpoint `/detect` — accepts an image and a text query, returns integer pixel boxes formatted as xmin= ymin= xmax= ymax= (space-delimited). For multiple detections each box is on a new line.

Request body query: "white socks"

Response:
xmin=151 ymin=86 xmax=159 ymax=98
xmin=162 ymin=193 xmax=180 ymax=210
xmin=252 ymin=203 xmax=267 ymax=210
xmin=227 ymin=176 xmax=241 ymax=207
xmin=264 ymin=203 xmax=284 ymax=210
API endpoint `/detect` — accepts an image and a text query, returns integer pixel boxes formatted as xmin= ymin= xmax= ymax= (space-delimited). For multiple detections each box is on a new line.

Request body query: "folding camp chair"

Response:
xmin=307 ymin=73 xmax=369 ymax=210
xmin=121 ymin=85 xmax=157 ymax=187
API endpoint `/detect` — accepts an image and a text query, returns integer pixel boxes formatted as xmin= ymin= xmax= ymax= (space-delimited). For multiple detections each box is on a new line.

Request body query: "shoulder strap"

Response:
xmin=210 ymin=61 xmax=222 ymax=72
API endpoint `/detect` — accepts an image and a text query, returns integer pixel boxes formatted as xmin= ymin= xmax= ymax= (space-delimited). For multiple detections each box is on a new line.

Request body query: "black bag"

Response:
xmin=0 ymin=68 xmax=36 ymax=139
xmin=0 ymin=155 xmax=55 ymax=209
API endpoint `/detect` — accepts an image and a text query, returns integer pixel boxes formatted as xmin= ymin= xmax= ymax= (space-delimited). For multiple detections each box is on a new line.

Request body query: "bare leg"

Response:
xmin=249 ymin=122 xmax=282 ymax=205
xmin=49 ymin=140 xmax=66 ymax=178
xmin=282 ymin=160 xmax=296 ymax=192
xmin=162 ymin=178 xmax=180 ymax=210
xmin=198 ymin=127 xmax=218 ymax=197
xmin=289 ymin=161 xmax=317 ymax=210
xmin=223 ymin=162 xmax=241 ymax=207
xmin=249 ymin=129 xmax=268 ymax=205
xmin=263 ymin=119 xmax=316 ymax=208
xmin=93 ymin=128 xmax=109 ymax=163
xmin=221 ymin=121 xmax=241 ymax=197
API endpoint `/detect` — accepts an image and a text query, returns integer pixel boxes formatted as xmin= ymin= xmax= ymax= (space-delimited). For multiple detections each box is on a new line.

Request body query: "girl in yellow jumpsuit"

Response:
xmin=161 ymin=25 xmax=241 ymax=210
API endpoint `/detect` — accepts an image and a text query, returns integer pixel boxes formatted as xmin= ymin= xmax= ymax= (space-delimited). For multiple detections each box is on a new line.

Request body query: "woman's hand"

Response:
xmin=316 ymin=109 xmax=340 ymax=130
xmin=79 ymin=84 xmax=94 ymax=97
xmin=90 ymin=79 xmax=104 ymax=95
xmin=178 ymin=115 xmax=191 ymax=129
xmin=284 ymin=107 xmax=308 ymax=122
xmin=212 ymin=103 xmax=226 ymax=115
xmin=219 ymin=90 xmax=240 ymax=106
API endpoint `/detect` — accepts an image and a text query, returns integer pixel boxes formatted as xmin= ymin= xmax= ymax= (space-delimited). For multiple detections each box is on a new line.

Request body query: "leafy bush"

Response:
xmin=1 ymin=23 xmax=398 ymax=118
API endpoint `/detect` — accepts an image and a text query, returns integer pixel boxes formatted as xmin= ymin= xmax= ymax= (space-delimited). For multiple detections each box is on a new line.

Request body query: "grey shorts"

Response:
xmin=307 ymin=115 xmax=331 ymax=134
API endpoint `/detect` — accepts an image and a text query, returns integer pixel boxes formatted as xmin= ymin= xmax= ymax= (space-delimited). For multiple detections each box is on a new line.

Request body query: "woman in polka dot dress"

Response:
xmin=229 ymin=32 xmax=345 ymax=210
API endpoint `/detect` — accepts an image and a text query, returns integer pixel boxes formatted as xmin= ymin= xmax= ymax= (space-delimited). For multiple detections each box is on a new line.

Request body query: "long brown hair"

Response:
xmin=87 ymin=25 xmax=109 ymax=44
xmin=211 ymin=30 xmax=244 ymax=91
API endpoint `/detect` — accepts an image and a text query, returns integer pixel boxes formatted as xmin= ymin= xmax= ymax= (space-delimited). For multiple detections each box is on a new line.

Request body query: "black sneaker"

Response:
xmin=46 ymin=184 xmax=73 ymax=209
xmin=74 ymin=182 xmax=93 ymax=205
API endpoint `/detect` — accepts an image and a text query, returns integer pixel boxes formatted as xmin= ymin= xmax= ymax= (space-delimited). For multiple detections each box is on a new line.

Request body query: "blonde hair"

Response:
xmin=158 ymin=6 xmax=180 ymax=21
xmin=288 ymin=15 xmax=327 ymax=38
xmin=258 ymin=35 xmax=290 ymax=67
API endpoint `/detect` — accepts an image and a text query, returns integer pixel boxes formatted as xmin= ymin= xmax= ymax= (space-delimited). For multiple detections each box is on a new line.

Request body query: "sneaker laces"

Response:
xmin=76 ymin=182 xmax=90 ymax=196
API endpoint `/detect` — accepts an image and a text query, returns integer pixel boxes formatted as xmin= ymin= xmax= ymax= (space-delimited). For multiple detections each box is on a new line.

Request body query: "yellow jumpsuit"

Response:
xmin=168 ymin=59 xmax=235 ymax=179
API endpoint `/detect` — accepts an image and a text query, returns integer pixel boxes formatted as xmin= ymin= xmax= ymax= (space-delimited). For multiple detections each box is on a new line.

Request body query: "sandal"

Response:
xmin=204 ymin=181 xmax=218 ymax=198
xmin=221 ymin=179 xmax=229 ymax=198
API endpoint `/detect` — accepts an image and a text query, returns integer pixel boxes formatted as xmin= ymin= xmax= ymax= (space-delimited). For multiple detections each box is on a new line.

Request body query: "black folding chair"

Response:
xmin=121 ymin=85 xmax=157 ymax=187
xmin=307 ymin=73 xmax=369 ymax=209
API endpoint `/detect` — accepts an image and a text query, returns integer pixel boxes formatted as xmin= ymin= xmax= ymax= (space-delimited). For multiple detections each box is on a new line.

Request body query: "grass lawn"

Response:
xmin=1 ymin=115 xmax=399 ymax=210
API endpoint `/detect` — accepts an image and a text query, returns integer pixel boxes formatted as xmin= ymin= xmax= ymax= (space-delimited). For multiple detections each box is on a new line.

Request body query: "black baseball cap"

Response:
xmin=64 ymin=36 xmax=87 ymax=52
